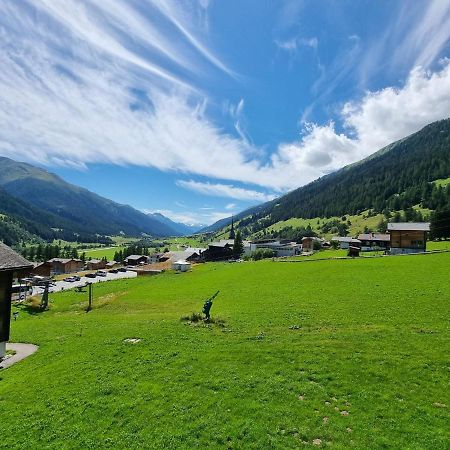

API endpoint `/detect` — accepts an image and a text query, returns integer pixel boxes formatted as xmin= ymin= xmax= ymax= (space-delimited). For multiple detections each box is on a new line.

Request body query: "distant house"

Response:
xmin=148 ymin=253 xmax=167 ymax=264
xmin=125 ymin=255 xmax=149 ymax=266
xmin=47 ymin=258 xmax=84 ymax=275
xmin=357 ymin=233 xmax=390 ymax=252
xmin=387 ymin=222 xmax=430 ymax=254
xmin=331 ymin=236 xmax=361 ymax=250
xmin=301 ymin=236 xmax=322 ymax=253
xmin=0 ymin=243 xmax=33 ymax=359
xmin=249 ymin=239 xmax=301 ymax=257
xmin=166 ymin=250 xmax=204 ymax=263
xmin=32 ymin=261 xmax=52 ymax=277
xmin=202 ymin=241 xmax=234 ymax=261
xmin=105 ymin=261 xmax=118 ymax=269
xmin=86 ymin=259 xmax=106 ymax=270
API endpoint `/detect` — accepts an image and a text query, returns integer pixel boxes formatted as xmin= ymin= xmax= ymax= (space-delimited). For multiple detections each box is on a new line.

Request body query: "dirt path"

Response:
xmin=0 ymin=343 xmax=39 ymax=369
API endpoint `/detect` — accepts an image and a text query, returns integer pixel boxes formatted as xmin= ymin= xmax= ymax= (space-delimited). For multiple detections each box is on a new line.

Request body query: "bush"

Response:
xmin=250 ymin=249 xmax=275 ymax=261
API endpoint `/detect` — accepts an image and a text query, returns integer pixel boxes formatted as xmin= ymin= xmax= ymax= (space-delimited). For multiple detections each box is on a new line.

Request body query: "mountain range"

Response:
xmin=1 ymin=118 xmax=449 ymax=247
xmin=0 ymin=157 xmax=196 ymax=245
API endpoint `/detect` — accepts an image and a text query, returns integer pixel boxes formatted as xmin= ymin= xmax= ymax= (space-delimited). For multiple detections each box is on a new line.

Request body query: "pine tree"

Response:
xmin=233 ymin=231 xmax=244 ymax=258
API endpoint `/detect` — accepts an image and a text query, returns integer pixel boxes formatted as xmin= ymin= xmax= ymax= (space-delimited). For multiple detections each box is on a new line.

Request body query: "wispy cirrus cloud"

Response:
xmin=275 ymin=36 xmax=318 ymax=52
xmin=176 ymin=180 xmax=277 ymax=202
xmin=0 ymin=0 xmax=449 ymax=198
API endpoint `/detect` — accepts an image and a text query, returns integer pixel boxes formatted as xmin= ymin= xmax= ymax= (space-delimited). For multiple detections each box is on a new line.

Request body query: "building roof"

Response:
xmin=0 ymin=242 xmax=33 ymax=272
xmin=387 ymin=222 xmax=430 ymax=231
xmin=125 ymin=254 xmax=148 ymax=260
xmin=167 ymin=250 xmax=198 ymax=261
xmin=358 ymin=233 xmax=390 ymax=242
xmin=209 ymin=241 xmax=233 ymax=248
xmin=89 ymin=259 xmax=102 ymax=264
xmin=185 ymin=247 xmax=207 ymax=254
xmin=331 ymin=236 xmax=354 ymax=242
xmin=301 ymin=236 xmax=321 ymax=242
xmin=106 ymin=260 xmax=117 ymax=266
xmin=48 ymin=258 xmax=72 ymax=264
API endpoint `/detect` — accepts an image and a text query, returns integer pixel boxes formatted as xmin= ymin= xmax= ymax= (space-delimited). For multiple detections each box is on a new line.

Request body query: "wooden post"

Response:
xmin=87 ymin=283 xmax=93 ymax=312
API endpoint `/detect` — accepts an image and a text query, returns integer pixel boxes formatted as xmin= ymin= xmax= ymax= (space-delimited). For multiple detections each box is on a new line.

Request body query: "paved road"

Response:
xmin=0 ymin=343 xmax=39 ymax=369
xmin=31 ymin=270 xmax=137 ymax=296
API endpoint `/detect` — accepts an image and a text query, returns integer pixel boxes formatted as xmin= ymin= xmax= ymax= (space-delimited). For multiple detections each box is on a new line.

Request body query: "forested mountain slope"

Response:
xmin=0 ymin=157 xmax=180 ymax=240
xmin=207 ymin=119 xmax=450 ymax=235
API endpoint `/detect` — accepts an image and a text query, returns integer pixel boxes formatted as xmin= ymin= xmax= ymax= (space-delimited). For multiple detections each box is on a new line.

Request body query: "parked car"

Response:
xmin=64 ymin=277 xmax=76 ymax=282
xmin=85 ymin=273 xmax=97 ymax=278
xmin=118 ymin=268 xmax=127 ymax=272
xmin=73 ymin=276 xmax=81 ymax=281
xmin=37 ymin=280 xmax=56 ymax=286
xmin=96 ymin=271 xmax=107 ymax=277
xmin=108 ymin=269 xmax=118 ymax=273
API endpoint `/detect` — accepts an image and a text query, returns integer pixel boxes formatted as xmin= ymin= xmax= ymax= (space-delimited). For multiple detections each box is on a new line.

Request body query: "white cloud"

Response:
xmin=225 ymin=203 xmax=236 ymax=210
xmin=358 ymin=0 xmax=450 ymax=86
xmin=271 ymin=63 xmax=450 ymax=190
xmin=0 ymin=0 xmax=449 ymax=198
xmin=176 ymin=180 xmax=277 ymax=202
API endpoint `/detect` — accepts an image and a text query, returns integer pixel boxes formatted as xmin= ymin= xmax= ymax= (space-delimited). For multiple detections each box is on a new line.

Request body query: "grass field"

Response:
xmin=80 ymin=246 xmax=121 ymax=260
xmin=3 ymin=253 xmax=449 ymax=448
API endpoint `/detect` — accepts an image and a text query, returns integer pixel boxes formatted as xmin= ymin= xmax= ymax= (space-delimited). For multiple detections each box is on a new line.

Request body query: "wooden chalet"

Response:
xmin=47 ymin=258 xmax=84 ymax=275
xmin=202 ymin=241 xmax=234 ymax=261
xmin=387 ymin=222 xmax=430 ymax=254
xmin=86 ymin=259 xmax=106 ymax=270
xmin=124 ymin=255 xmax=149 ymax=266
xmin=357 ymin=233 xmax=390 ymax=251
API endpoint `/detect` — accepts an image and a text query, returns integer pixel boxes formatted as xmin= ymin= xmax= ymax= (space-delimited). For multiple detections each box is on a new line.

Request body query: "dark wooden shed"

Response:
xmin=0 ymin=243 xmax=33 ymax=358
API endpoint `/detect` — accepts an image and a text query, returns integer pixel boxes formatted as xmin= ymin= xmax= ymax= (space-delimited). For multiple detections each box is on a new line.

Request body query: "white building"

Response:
xmin=331 ymin=236 xmax=361 ymax=250
xmin=249 ymin=239 xmax=302 ymax=257
xmin=172 ymin=260 xmax=191 ymax=272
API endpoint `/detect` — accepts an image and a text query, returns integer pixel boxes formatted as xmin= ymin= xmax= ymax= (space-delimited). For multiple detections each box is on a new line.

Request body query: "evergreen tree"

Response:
xmin=431 ymin=208 xmax=450 ymax=239
xmin=233 ymin=231 xmax=244 ymax=258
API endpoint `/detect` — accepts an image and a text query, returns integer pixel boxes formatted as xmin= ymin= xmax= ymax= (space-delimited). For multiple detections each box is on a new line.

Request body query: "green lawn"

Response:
xmin=80 ymin=246 xmax=120 ymax=260
xmin=3 ymin=253 xmax=449 ymax=448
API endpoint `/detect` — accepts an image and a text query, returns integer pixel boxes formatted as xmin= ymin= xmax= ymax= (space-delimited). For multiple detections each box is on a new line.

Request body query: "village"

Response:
xmin=3 ymin=221 xmax=434 ymax=308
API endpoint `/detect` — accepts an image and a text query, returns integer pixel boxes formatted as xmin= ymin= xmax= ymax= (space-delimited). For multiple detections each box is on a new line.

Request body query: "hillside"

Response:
xmin=207 ymin=119 xmax=450 ymax=237
xmin=0 ymin=157 xmax=182 ymax=242
xmin=4 ymin=252 xmax=449 ymax=448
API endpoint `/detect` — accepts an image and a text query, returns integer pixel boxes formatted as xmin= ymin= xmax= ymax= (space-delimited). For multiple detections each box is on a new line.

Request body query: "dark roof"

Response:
xmin=126 ymin=254 xmax=148 ymax=260
xmin=387 ymin=222 xmax=430 ymax=231
xmin=358 ymin=233 xmax=390 ymax=242
xmin=209 ymin=242 xmax=232 ymax=248
xmin=0 ymin=242 xmax=33 ymax=272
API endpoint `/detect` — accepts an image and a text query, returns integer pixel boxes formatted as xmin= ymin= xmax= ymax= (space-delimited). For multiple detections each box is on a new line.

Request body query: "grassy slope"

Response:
xmin=433 ymin=176 xmax=450 ymax=187
xmin=265 ymin=208 xmax=433 ymax=240
xmin=3 ymin=253 xmax=449 ymax=448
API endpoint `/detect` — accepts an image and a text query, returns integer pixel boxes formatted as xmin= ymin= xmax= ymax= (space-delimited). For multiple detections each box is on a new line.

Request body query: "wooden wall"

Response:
xmin=0 ymin=271 xmax=13 ymax=342
xmin=390 ymin=230 xmax=427 ymax=249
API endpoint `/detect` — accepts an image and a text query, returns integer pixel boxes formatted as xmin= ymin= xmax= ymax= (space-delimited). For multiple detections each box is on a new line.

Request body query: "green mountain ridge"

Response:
xmin=0 ymin=157 xmax=183 ymax=243
xmin=206 ymin=118 xmax=450 ymax=236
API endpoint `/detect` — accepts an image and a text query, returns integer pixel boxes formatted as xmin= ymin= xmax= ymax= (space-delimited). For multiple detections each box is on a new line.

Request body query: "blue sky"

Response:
xmin=1 ymin=1 xmax=450 ymax=225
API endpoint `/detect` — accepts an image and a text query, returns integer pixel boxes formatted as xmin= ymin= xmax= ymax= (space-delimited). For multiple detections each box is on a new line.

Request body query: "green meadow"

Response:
xmin=3 ymin=253 xmax=449 ymax=448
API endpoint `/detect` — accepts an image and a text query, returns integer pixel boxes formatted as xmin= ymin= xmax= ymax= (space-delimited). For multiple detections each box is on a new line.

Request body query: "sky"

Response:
xmin=1 ymin=0 xmax=450 ymax=226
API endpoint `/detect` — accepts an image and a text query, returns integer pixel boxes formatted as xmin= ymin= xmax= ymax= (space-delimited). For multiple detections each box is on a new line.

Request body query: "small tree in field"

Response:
xmin=233 ymin=230 xmax=244 ymax=259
